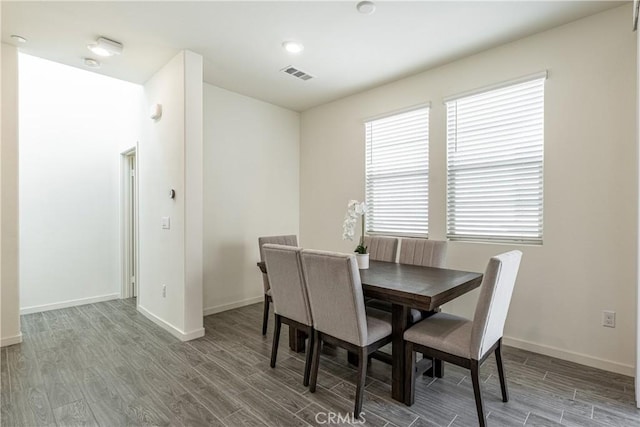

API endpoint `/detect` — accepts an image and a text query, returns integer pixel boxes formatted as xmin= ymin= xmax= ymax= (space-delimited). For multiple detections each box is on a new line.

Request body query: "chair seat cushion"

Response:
xmin=365 ymin=309 xmax=392 ymax=345
xmin=365 ymin=299 xmax=423 ymax=323
xmin=403 ymin=313 xmax=472 ymax=358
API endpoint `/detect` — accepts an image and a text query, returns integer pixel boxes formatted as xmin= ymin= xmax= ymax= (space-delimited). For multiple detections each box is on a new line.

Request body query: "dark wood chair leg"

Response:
xmin=423 ymin=356 xmax=434 ymax=377
xmin=434 ymin=359 xmax=444 ymax=378
xmin=303 ymin=328 xmax=314 ymax=387
xmin=470 ymin=360 xmax=486 ymax=427
xmin=262 ymin=294 xmax=270 ymax=336
xmin=309 ymin=330 xmax=321 ymax=393
xmin=495 ymin=340 xmax=509 ymax=402
xmin=404 ymin=342 xmax=416 ymax=406
xmin=270 ymin=314 xmax=281 ymax=368
xmin=354 ymin=347 xmax=367 ymax=419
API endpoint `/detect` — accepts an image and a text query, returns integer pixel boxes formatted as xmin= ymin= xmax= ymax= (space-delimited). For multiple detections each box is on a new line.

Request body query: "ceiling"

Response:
xmin=1 ymin=1 xmax=624 ymax=111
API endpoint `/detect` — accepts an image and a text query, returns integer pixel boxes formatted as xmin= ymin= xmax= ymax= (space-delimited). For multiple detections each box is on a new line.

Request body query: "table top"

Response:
xmin=360 ymin=261 xmax=483 ymax=311
xmin=258 ymin=260 xmax=482 ymax=312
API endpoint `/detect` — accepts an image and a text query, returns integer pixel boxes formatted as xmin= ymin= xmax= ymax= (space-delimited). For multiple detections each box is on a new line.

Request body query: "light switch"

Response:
xmin=161 ymin=216 xmax=170 ymax=229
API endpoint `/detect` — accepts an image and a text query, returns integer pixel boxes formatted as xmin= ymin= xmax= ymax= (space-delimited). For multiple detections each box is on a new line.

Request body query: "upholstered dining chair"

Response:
xmin=363 ymin=236 xmax=399 ymax=262
xmin=399 ymin=238 xmax=447 ymax=267
xmin=362 ymin=235 xmax=405 ymax=339
xmin=263 ymin=244 xmax=314 ymax=386
xmin=403 ymin=250 xmax=523 ymax=427
xmin=301 ymin=249 xmax=392 ymax=419
xmin=258 ymin=235 xmax=298 ymax=335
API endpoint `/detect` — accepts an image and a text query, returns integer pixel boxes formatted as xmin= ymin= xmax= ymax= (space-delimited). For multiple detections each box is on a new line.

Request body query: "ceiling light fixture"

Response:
xmin=356 ymin=1 xmax=376 ymax=15
xmin=83 ymin=58 xmax=101 ymax=69
xmin=10 ymin=35 xmax=27 ymax=43
xmin=282 ymin=41 xmax=304 ymax=54
xmin=87 ymin=37 xmax=123 ymax=57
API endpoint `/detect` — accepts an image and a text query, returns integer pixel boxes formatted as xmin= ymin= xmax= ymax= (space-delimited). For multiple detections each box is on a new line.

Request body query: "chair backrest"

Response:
xmin=301 ymin=249 xmax=368 ymax=347
xmin=399 ymin=238 xmax=447 ymax=267
xmin=363 ymin=236 xmax=399 ymax=262
xmin=263 ymin=244 xmax=312 ymax=327
xmin=470 ymin=250 xmax=522 ymax=359
xmin=258 ymin=235 xmax=298 ymax=292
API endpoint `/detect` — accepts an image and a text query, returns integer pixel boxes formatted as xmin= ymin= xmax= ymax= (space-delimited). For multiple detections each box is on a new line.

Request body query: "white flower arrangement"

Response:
xmin=342 ymin=200 xmax=368 ymax=254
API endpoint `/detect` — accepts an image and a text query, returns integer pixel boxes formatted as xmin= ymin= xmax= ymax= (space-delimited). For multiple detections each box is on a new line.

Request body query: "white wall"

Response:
xmin=301 ymin=5 xmax=637 ymax=375
xmin=138 ymin=51 xmax=204 ymax=340
xmin=18 ymin=54 xmax=141 ymax=313
xmin=1 ymin=43 xmax=22 ymax=346
xmin=202 ymin=84 xmax=300 ymax=315
xmin=636 ymin=16 xmax=640 ymax=407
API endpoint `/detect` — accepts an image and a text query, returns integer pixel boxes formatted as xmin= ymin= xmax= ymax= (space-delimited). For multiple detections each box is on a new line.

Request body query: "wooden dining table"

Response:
xmin=257 ymin=259 xmax=483 ymax=403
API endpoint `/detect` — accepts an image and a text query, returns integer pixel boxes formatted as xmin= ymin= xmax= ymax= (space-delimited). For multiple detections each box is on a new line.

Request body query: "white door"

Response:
xmin=121 ymin=148 xmax=138 ymax=300
xmin=129 ymin=153 xmax=137 ymax=297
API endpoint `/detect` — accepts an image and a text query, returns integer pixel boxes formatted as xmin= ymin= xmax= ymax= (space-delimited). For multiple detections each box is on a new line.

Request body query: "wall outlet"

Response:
xmin=162 ymin=285 xmax=166 ymax=298
xmin=602 ymin=310 xmax=615 ymax=328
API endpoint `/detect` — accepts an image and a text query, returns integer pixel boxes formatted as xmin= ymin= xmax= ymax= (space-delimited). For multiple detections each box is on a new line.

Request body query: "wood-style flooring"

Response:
xmin=1 ymin=298 xmax=639 ymax=426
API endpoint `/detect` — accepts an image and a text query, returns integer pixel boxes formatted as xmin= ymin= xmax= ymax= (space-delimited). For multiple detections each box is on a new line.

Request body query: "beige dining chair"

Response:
xmin=263 ymin=244 xmax=314 ymax=386
xmin=363 ymin=235 xmax=409 ymax=316
xmin=403 ymin=250 xmax=523 ymax=427
xmin=258 ymin=235 xmax=298 ymax=335
xmin=301 ymin=249 xmax=392 ymax=419
xmin=363 ymin=236 xmax=399 ymax=262
xmin=399 ymin=238 xmax=447 ymax=267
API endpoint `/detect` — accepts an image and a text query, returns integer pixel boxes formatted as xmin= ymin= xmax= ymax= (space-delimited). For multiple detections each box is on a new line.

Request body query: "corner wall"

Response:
xmin=1 ymin=43 xmax=21 ymax=347
xmin=300 ymin=5 xmax=637 ymax=374
xmin=202 ymin=84 xmax=300 ymax=315
xmin=138 ymin=51 xmax=204 ymax=340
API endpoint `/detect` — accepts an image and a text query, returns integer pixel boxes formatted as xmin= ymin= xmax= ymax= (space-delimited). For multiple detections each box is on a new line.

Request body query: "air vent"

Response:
xmin=281 ymin=65 xmax=314 ymax=81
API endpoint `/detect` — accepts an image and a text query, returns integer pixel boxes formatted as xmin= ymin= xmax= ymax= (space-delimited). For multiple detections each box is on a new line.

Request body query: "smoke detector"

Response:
xmin=357 ymin=1 xmax=376 ymax=15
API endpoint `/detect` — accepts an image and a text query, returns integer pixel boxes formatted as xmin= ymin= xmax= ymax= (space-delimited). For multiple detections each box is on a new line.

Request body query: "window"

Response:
xmin=365 ymin=106 xmax=429 ymax=236
xmin=446 ymin=73 xmax=546 ymax=244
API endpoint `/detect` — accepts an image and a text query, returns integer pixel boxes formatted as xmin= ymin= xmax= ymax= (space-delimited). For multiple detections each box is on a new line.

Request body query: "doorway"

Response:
xmin=121 ymin=147 xmax=138 ymax=299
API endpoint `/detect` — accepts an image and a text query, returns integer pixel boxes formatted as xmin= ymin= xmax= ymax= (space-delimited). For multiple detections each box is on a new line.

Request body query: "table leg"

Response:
xmin=288 ymin=326 xmax=306 ymax=353
xmin=391 ymin=304 xmax=409 ymax=402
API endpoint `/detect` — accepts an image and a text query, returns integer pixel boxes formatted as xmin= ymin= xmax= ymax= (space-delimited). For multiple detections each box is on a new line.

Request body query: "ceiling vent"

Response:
xmin=281 ymin=65 xmax=314 ymax=81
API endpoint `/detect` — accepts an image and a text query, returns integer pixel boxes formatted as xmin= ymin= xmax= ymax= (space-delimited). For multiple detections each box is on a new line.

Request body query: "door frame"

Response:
xmin=120 ymin=146 xmax=138 ymax=300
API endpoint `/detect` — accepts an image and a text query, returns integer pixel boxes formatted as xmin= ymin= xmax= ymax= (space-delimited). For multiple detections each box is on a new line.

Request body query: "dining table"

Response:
xmin=257 ymin=259 xmax=483 ymax=403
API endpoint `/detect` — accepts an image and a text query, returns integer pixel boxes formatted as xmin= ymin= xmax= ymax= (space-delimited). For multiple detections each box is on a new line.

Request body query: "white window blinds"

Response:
xmin=446 ymin=74 xmax=545 ymax=244
xmin=365 ymin=107 xmax=429 ymax=236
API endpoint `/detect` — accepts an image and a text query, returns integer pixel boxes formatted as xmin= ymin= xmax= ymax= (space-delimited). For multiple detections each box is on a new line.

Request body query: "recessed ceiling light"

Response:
xmin=83 ymin=58 xmax=101 ymax=69
xmin=357 ymin=1 xmax=376 ymax=15
xmin=10 ymin=35 xmax=27 ymax=43
xmin=87 ymin=37 xmax=123 ymax=57
xmin=282 ymin=41 xmax=304 ymax=54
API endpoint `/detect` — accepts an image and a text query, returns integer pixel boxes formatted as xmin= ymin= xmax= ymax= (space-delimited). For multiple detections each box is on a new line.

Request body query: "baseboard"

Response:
xmin=137 ymin=305 xmax=204 ymax=342
xmin=0 ymin=333 xmax=23 ymax=347
xmin=203 ymin=295 xmax=264 ymax=316
xmin=503 ymin=335 xmax=635 ymax=377
xmin=20 ymin=293 xmax=120 ymax=315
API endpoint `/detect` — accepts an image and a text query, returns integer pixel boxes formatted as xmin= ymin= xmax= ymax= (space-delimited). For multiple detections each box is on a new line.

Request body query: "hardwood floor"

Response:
xmin=1 ymin=298 xmax=638 ymax=426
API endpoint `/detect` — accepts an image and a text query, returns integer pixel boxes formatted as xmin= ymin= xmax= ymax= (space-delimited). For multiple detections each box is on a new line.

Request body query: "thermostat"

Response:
xmin=150 ymin=104 xmax=162 ymax=120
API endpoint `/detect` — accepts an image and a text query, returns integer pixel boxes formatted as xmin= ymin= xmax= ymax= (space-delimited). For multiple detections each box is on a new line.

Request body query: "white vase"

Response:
xmin=356 ymin=253 xmax=370 ymax=269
